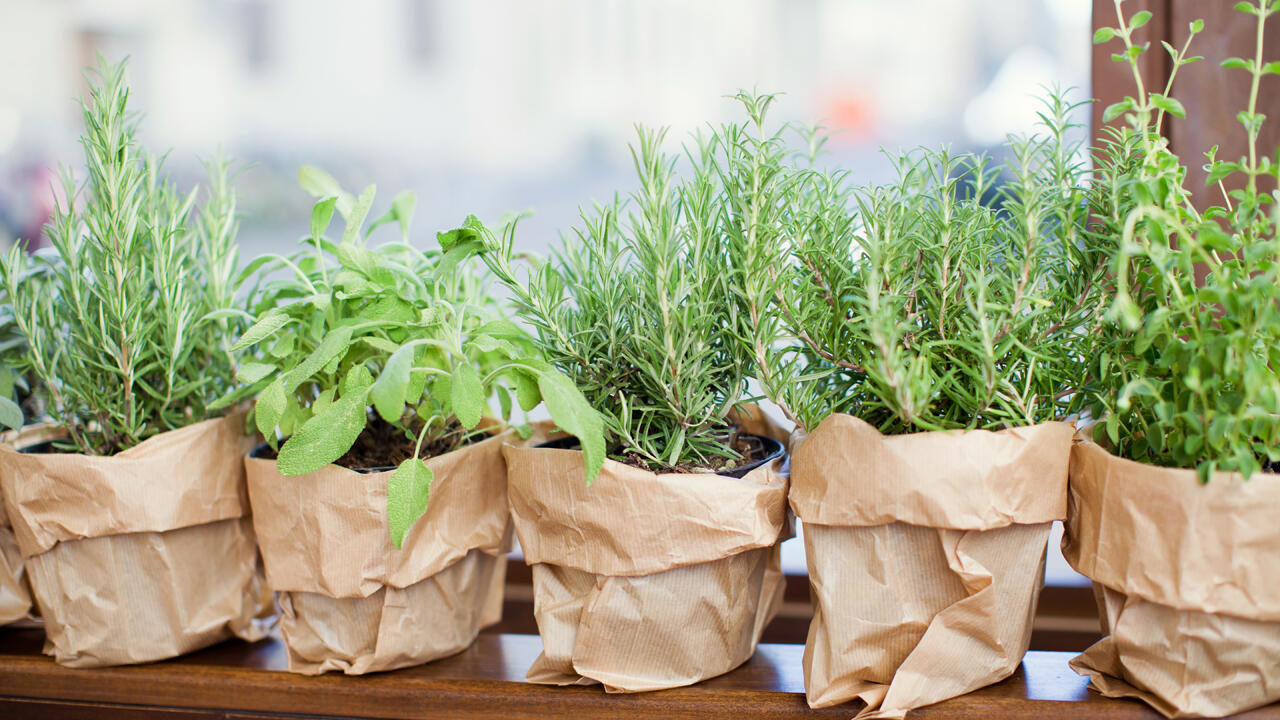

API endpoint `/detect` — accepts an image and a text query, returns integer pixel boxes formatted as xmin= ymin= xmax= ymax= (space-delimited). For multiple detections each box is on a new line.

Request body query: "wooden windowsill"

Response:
xmin=2 ymin=629 xmax=1273 ymax=719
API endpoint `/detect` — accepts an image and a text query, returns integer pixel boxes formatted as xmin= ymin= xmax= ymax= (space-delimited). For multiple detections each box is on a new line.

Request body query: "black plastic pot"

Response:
xmin=534 ymin=433 xmax=785 ymax=479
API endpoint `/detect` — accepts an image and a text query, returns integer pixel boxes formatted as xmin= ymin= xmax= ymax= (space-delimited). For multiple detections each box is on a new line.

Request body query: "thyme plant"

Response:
xmin=223 ymin=168 xmax=600 ymax=546
xmin=780 ymin=93 xmax=1098 ymax=433
xmin=1084 ymin=0 xmax=1280 ymax=480
xmin=454 ymin=93 xmax=808 ymax=473
xmin=0 ymin=58 xmax=244 ymax=453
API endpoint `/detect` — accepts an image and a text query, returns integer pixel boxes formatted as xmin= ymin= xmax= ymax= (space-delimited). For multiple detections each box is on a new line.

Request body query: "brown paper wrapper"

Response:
xmin=0 ymin=414 xmax=273 ymax=667
xmin=505 ymin=423 xmax=790 ymax=693
xmin=791 ymin=414 xmax=1071 ymax=719
xmin=245 ymin=431 xmax=513 ymax=675
xmin=1063 ymin=441 xmax=1280 ymax=718
xmin=0 ymin=426 xmax=57 ymax=626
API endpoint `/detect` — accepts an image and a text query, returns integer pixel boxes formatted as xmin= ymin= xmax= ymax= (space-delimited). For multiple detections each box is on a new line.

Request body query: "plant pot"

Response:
xmin=0 ymin=414 xmax=273 ymax=667
xmin=505 ymin=428 xmax=790 ymax=693
xmin=243 ymin=430 xmax=513 ymax=675
xmin=790 ymin=414 xmax=1072 ymax=719
xmin=1063 ymin=441 xmax=1280 ymax=718
xmin=0 ymin=425 xmax=59 ymax=627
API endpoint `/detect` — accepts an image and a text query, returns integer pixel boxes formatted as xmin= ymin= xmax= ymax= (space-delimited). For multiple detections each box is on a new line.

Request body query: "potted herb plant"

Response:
xmin=776 ymin=96 xmax=1095 ymax=717
xmin=0 ymin=58 xmax=271 ymax=667
xmin=1065 ymin=3 xmax=1280 ymax=717
xmin=0 ymin=271 xmax=49 ymax=626
xmin=229 ymin=168 xmax=596 ymax=675
xmin=449 ymin=93 xmax=796 ymax=693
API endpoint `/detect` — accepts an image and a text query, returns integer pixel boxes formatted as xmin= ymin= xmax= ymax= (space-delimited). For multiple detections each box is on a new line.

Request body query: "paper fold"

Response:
xmin=0 ymin=414 xmax=273 ymax=668
xmin=245 ymin=431 xmax=514 ymax=675
xmin=506 ymin=419 xmax=790 ymax=692
xmin=0 ymin=415 xmax=252 ymax=557
xmin=792 ymin=414 xmax=1069 ymax=718
xmin=1064 ymin=440 xmax=1280 ymax=718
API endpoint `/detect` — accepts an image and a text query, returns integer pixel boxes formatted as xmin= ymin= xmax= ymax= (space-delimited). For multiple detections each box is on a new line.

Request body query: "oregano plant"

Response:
xmin=0 ymin=57 xmax=245 ymax=452
xmin=221 ymin=168 xmax=601 ymax=547
xmin=1084 ymin=0 xmax=1280 ymax=481
xmin=451 ymin=92 xmax=811 ymax=473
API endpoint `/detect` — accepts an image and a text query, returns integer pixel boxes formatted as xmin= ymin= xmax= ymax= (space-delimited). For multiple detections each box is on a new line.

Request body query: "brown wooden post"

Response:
xmin=1092 ymin=0 xmax=1279 ymax=207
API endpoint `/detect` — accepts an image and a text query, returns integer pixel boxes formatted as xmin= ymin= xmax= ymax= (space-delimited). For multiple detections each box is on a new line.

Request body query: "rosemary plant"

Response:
xmin=0 ymin=58 xmax=245 ymax=453
xmin=1084 ymin=0 xmax=1280 ymax=480
xmin=780 ymin=92 xmax=1098 ymax=433
xmin=224 ymin=168 xmax=599 ymax=546
xmin=455 ymin=93 xmax=809 ymax=473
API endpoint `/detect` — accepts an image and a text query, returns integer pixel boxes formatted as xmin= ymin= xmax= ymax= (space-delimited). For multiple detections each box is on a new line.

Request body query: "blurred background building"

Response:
xmin=0 ymin=0 xmax=1092 ymax=583
xmin=0 ymin=0 xmax=1090 ymax=255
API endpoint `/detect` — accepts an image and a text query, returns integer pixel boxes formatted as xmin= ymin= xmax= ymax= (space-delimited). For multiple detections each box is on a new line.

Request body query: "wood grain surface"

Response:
xmin=2 ymin=630 xmax=1277 ymax=719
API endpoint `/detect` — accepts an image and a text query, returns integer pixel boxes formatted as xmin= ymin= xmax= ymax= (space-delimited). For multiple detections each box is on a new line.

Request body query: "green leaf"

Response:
xmin=537 ymin=369 xmax=605 ymax=484
xmin=343 ymin=365 xmax=374 ymax=395
xmin=1130 ymin=10 xmax=1152 ymax=28
xmin=1102 ymin=99 xmax=1134 ymax=123
xmin=451 ymin=362 xmax=485 ymax=429
xmin=277 ymin=391 xmax=368 ymax=476
xmin=0 ymin=365 xmax=14 ymax=399
xmin=372 ymin=344 xmax=414 ymax=423
xmin=496 ymin=383 xmax=512 ymax=420
xmin=513 ymin=370 xmax=541 ymax=412
xmin=387 ymin=457 xmax=433 ymax=549
xmin=284 ymin=325 xmax=354 ymax=390
xmin=255 ymin=381 xmax=287 ymax=438
xmin=366 ymin=190 xmax=416 ymax=241
xmin=234 ymin=311 xmax=290 ymax=351
xmin=1222 ymin=57 xmax=1252 ymax=70
xmin=236 ymin=362 xmax=276 ymax=384
xmin=343 ymin=185 xmax=377 ymax=245
xmin=0 ymin=396 xmax=22 ymax=430
xmin=298 ymin=166 xmax=354 ymax=216
xmin=437 ymin=216 xmax=484 ymax=251
xmin=310 ymin=197 xmax=337 ymax=240
xmin=1149 ymin=93 xmax=1186 ymax=118
xmin=1093 ymin=27 xmax=1116 ymax=44
xmin=1263 ymin=61 xmax=1280 ymax=75
xmin=1190 ymin=19 xmax=1205 ymax=33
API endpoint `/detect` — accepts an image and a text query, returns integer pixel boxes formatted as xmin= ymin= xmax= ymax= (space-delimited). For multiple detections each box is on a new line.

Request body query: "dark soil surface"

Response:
xmin=256 ymin=417 xmax=475 ymax=473
xmin=544 ymin=429 xmax=781 ymax=476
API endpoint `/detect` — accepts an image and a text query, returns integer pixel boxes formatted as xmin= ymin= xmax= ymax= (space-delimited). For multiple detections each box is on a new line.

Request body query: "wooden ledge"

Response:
xmin=0 ymin=629 xmax=1275 ymax=719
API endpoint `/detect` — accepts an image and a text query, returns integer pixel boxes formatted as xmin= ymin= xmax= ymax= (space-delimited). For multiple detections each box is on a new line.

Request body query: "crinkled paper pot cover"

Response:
xmin=244 ymin=431 xmax=514 ymax=675
xmin=791 ymin=414 xmax=1071 ymax=719
xmin=1064 ymin=440 xmax=1280 ymax=719
xmin=0 ymin=414 xmax=274 ymax=667
xmin=0 ymin=425 xmax=59 ymax=626
xmin=504 ymin=415 xmax=791 ymax=693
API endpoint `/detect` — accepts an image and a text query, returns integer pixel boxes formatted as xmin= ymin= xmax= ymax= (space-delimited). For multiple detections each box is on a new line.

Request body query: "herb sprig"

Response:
xmin=223 ymin=169 xmax=602 ymax=546
xmin=0 ymin=57 xmax=244 ymax=452
xmin=1084 ymin=0 xmax=1280 ymax=481
xmin=458 ymin=93 xmax=810 ymax=472
xmin=779 ymin=91 xmax=1098 ymax=433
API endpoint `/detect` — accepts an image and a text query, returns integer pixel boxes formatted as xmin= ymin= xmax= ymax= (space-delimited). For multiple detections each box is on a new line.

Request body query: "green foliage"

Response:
xmin=455 ymin=93 xmax=810 ymax=472
xmin=0 ymin=257 xmax=50 ymax=428
xmin=0 ymin=57 xmax=244 ymax=452
xmin=1084 ymin=0 xmax=1280 ymax=480
xmin=781 ymin=92 xmax=1097 ymax=433
xmin=225 ymin=168 xmax=599 ymax=547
